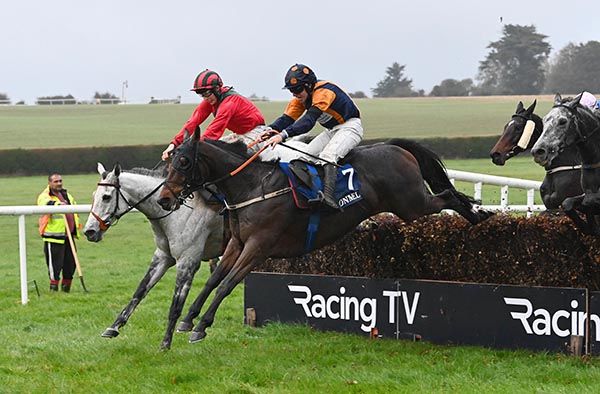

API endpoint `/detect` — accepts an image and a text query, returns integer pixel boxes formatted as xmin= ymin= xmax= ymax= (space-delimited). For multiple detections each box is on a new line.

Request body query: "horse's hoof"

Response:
xmin=189 ymin=331 xmax=206 ymax=343
xmin=101 ymin=327 xmax=119 ymax=338
xmin=159 ymin=341 xmax=171 ymax=351
xmin=176 ymin=321 xmax=193 ymax=333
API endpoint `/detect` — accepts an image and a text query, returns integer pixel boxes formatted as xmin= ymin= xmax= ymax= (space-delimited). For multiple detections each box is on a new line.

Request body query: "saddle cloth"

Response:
xmin=278 ymin=160 xmax=363 ymax=210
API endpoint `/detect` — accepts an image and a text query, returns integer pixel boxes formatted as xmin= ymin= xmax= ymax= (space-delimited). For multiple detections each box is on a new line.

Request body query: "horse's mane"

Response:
xmin=127 ymin=162 xmax=169 ymax=178
xmin=205 ymin=139 xmax=251 ymax=159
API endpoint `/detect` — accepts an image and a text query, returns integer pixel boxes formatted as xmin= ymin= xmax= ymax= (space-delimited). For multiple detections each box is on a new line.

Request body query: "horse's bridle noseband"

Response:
xmin=505 ymin=113 xmax=538 ymax=158
xmin=91 ymin=177 xmax=171 ymax=231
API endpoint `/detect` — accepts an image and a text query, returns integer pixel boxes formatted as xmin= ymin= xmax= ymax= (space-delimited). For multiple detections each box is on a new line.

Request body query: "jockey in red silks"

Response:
xmin=162 ymin=69 xmax=266 ymax=160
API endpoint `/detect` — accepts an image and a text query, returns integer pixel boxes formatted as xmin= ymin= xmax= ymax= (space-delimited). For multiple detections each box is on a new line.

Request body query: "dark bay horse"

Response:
xmin=84 ymin=163 xmax=224 ymax=349
xmin=490 ymin=100 xmax=582 ymax=209
xmin=532 ymin=93 xmax=600 ymax=234
xmin=156 ymin=129 xmax=492 ymax=342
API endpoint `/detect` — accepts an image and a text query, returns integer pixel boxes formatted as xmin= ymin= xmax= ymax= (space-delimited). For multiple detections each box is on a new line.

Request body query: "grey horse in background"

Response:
xmin=84 ymin=162 xmax=224 ymax=349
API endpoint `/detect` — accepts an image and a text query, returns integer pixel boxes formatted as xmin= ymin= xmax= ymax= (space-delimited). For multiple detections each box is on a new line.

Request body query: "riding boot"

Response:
xmin=322 ymin=164 xmax=340 ymax=210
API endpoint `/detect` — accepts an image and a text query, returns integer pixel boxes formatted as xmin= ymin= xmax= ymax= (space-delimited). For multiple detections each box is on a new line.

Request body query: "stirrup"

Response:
xmin=307 ymin=191 xmax=325 ymax=204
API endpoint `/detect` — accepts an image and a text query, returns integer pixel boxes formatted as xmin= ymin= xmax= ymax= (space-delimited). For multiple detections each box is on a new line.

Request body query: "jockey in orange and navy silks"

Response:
xmin=263 ymin=64 xmax=363 ymax=210
xmin=162 ymin=69 xmax=266 ymax=160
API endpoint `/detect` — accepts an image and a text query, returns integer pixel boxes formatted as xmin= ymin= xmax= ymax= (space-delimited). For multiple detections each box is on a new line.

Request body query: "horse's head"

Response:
xmin=490 ymin=100 xmax=539 ymax=165
xmin=532 ymin=93 xmax=599 ymax=166
xmin=158 ymin=128 xmax=205 ymax=211
xmin=84 ymin=162 xmax=127 ymax=242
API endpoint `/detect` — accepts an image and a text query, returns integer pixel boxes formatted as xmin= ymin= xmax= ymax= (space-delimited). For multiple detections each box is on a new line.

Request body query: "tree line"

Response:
xmin=3 ymin=25 xmax=598 ymax=102
xmin=366 ymin=24 xmax=600 ymax=98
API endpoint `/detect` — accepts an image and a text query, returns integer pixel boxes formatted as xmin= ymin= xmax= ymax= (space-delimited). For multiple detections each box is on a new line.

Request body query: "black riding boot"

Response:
xmin=322 ymin=164 xmax=339 ymax=210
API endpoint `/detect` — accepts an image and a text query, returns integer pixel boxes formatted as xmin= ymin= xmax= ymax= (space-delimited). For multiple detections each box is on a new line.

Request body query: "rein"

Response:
xmin=91 ymin=179 xmax=173 ymax=231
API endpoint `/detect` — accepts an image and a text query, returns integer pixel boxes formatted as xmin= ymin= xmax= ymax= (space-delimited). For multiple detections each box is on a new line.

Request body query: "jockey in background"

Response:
xmin=162 ymin=69 xmax=266 ymax=160
xmin=580 ymin=91 xmax=599 ymax=110
xmin=262 ymin=64 xmax=363 ymax=210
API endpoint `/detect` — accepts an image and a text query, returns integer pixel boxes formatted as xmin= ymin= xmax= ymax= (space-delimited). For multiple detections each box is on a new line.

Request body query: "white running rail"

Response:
xmin=0 ymin=170 xmax=544 ymax=305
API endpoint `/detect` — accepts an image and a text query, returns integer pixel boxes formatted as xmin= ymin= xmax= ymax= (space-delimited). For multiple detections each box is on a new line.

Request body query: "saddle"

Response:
xmin=279 ymin=160 xmax=363 ymax=210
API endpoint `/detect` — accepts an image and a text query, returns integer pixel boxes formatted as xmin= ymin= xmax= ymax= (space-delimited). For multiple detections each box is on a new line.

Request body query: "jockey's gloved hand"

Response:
xmin=162 ymin=143 xmax=175 ymax=161
xmin=259 ymin=129 xmax=279 ymax=142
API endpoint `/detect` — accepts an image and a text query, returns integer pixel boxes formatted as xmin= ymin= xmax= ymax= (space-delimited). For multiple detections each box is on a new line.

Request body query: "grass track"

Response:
xmin=1 ymin=98 xmax=595 ymax=391
xmin=0 ymin=96 xmax=555 ymax=149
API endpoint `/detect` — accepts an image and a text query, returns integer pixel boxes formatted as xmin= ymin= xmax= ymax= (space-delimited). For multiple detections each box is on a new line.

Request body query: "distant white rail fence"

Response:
xmin=1 ymin=170 xmax=543 ymax=304
xmin=446 ymin=170 xmax=544 ymax=216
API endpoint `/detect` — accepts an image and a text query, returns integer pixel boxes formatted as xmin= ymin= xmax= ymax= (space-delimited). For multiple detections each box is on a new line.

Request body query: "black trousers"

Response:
xmin=43 ymin=241 xmax=76 ymax=282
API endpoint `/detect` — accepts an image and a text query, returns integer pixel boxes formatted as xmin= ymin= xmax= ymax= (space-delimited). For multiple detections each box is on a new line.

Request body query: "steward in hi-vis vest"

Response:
xmin=37 ymin=173 xmax=80 ymax=292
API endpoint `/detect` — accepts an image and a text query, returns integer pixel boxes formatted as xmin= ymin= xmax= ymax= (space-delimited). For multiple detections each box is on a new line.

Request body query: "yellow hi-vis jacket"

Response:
xmin=37 ymin=186 xmax=81 ymax=244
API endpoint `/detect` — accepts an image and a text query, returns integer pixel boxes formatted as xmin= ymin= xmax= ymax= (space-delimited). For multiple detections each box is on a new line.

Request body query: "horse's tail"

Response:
xmin=386 ymin=138 xmax=477 ymax=204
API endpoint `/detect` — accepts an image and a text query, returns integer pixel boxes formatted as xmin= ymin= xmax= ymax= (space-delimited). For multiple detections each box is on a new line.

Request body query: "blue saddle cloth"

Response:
xmin=278 ymin=162 xmax=363 ymax=209
xmin=279 ymin=161 xmax=363 ymax=253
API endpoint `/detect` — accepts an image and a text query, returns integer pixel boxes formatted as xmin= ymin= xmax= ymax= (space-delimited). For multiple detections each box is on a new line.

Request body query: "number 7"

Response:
xmin=341 ymin=168 xmax=355 ymax=190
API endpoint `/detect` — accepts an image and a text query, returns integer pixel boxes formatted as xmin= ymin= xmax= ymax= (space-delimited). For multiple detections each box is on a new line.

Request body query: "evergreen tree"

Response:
xmin=476 ymin=24 xmax=551 ymax=95
xmin=372 ymin=62 xmax=416 ymax=97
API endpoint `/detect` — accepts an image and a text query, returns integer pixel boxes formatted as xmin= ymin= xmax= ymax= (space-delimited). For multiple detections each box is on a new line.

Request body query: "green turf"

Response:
xmin=0 ymin=96 xmax=555 ymax=149
xmin=1 ymin=166 xmax=599 ymax=392
xmin=0 ymin=99 xmax=588 ymax=391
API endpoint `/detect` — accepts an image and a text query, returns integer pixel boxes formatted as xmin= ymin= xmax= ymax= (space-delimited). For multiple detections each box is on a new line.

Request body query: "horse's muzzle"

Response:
xmin=157 ymin=196 xmax=180 ymax=211
xmin=84 ymin=228 xmax=103 ymax=242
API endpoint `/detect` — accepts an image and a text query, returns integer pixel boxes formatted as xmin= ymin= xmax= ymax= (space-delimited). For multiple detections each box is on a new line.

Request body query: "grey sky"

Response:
xmin=2 ymin=0 xmax=599 ymax=104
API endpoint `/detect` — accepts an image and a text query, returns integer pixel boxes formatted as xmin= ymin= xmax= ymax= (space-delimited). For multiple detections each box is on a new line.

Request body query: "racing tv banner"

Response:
xmin=244 ymin=272 xmax=595 ymax=353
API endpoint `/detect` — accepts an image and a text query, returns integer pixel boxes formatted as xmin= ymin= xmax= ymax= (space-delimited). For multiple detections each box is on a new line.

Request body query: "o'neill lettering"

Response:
xmin=288 ymin=285 xmax=420 ymax=332
xmin=338 ymin=191 xmax=362 ymax=208
xmin=504 ymin=297 xmax=600 ymax=339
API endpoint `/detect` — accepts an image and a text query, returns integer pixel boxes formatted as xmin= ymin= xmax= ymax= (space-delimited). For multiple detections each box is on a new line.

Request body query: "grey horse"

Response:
xmin=84 ymin=162 xmax=224 ymax=349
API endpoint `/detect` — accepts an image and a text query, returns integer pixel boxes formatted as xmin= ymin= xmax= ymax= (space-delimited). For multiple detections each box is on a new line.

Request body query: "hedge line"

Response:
xmin=0 ymin=136 xmax=498 ymax=176
xmin=259 ymin=214 xmax=600 ymax=290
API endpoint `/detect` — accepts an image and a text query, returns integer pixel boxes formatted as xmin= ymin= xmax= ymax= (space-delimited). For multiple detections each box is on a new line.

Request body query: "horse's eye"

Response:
xmin=179 ymin=156 xmax=190 ymax=167
xmin=559 ymin=118 xmax=568 ymax=126
xmin=102 ymin=194 xmax=111 ymax=201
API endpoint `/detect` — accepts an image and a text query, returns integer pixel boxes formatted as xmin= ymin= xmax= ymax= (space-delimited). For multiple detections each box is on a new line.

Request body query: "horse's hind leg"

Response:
xmin=427 ymin=189 xmax=486 ymax=225
xmin=103 ymin=250 xmax=174 ymax=338
xmin=177 ymin=238 xmax=243 ymax=332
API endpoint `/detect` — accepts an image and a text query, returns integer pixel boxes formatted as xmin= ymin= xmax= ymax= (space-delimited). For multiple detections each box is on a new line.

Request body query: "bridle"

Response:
xmin=548 ymin=103 xmax=600 ymax=170
xmin=164 ymin=140 xmax=289 ymax=210
xmin=91 ymin=176 xmax=172 ymax=231
xmin=503 ymin=112 xmax=538 ymax=159
xmin=552 ymin=103 xmax=600 ymax=145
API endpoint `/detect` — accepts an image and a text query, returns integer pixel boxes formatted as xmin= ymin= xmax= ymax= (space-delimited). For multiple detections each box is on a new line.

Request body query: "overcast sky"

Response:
xmin=2 ymin=0 xmax=599 ymax=104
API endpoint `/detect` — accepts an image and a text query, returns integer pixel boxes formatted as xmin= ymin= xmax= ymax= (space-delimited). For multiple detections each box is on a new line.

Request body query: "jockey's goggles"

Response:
xmin=196 ymin=89 xmax=214 ymax=98
xmin=288 ymin=85 xmax=304 ymax=94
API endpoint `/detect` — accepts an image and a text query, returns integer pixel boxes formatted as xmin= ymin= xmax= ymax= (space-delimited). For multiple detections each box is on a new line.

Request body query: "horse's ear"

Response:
xmin=554 ymin=93 xmax=563 ymax=106
xmin=183 ymin=128 xmax=190 ymax=140
xmin=570 ymin=92 xmax=583 ymax=108
xmin=516 ymin=101 xmax=524 ymax=113
xmin=97 ymin=162 xmax=106 ymax=177
xmin=113 ymin=162 xmax=121 ymax=177
xmin=526 ymin=100 xmax=537 ymax=115
xmin=193 ymin=125 xmax=201 ymax=141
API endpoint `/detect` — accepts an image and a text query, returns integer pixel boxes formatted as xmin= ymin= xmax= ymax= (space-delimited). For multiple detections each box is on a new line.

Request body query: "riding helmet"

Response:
xmin=283 ymin=64 xmax=317 ymax=90
xmin=191 ymin=69 xmax=223 ymax=91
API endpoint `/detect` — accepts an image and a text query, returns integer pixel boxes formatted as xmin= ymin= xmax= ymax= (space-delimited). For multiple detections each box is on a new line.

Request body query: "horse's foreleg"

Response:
xmin=562 ymin=195 xmax=591 ymax=234
xmin=177 ymin=238 xmax=242 ymax=333
xmin=190 ymin=244 xmax=265 ymax=343
xmin=159 ymin=257 xmax=202 ymax=350
xmin=103 ymin=250 xmax=174 ymax=338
